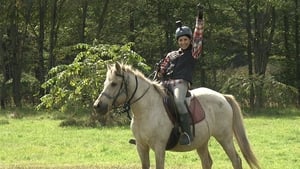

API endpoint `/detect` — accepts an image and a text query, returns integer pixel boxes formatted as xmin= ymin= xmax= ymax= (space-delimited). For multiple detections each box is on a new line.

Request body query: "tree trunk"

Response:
xmin=0 ymin=30 xmax=10 ymax=109
xmin=0 ymin=32 xmax=4 ymax=109
xmin=245 ymin=0 xmax=255 ymax=110
xmin=295 ymin=0 xmax=300 ymax=106
xmin=36 ymin=0 xmax=47 ymax=97
xmin=252 ymin=4 xmax=276 ymax=109
xmin=79 ymin=0 xmax=88 ymax=43
xmin=96 ymin=0 xmax=109 ymax=38
xmin=10 ymin=0 xmax=33 ymax=107
xmin=49 ymin=0 xmax=58 ymax=69
xmin=9 ymin=2 xmax=22 ymax=107
xmin=129 ymin=9 xmax=135 ymax=43
xmin=284 ymin=1 xmax=291 ymax=60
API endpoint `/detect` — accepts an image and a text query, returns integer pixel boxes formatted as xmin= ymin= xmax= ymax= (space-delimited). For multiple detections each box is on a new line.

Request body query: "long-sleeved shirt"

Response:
xmin=159 ymin=17 xmax=204 ymax=83
xmin=192 ymin=17 xmax=204 ymax=58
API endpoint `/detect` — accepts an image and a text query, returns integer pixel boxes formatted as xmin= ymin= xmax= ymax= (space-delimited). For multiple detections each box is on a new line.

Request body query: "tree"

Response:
xmin=0 ymin=29 xmax=10 ymax=109
xmin=79 ymin=0 xmax=88 ymax=43
xmin=280 ymin=0 xmax=300 ymax=106
xmin=245 ymin=0 xmax=255 ymax=109
xmin=94 ymin=0 xmax=110 ymax=38
xmin=295 ymin=0 xmax=300 ymax=106
xmin=252 ymin=3 xmax=276 ymax=109
xmin=0 ymin=0 xmax=298 ymax=110
xmin=9 ymin=0 xmax=23 ymax=107
xmin=36 ymin=0 xmax=47 ymax=97
xmin=230 ymin=0 xmax=276 ymax=109
xmin=0 ymin=1 xmax=10 ymax=109
xmin=38 ymin=43 xmax=150 ymax=114
xmin=49 ymin=0 xmax=64 ymax=69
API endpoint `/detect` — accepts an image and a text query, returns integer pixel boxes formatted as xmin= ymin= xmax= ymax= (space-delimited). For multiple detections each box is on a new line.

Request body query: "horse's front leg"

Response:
xmin=136 ymin=142 xmax=150 ymax=169
xmin=154 ymin=146 xmax=166 ymax=169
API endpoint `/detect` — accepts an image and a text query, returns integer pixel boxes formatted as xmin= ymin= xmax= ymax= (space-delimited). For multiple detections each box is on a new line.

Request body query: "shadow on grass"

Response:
xmin=1 ymin=164 xmax=142 ymax=169
xmin=0 ymin=164 xmax=196 ymax=169
xmin=1 ymin=106 xmax=299 ymax=126
xmin=243 ymin=107 xmax=300 ymax=119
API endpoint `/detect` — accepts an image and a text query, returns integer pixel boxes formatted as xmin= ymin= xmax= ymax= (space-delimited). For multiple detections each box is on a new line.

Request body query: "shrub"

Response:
xmin=219 ymin=68 xmax=298 ymax=108
xmin=37 ymin=43 xmax=150 ymax=116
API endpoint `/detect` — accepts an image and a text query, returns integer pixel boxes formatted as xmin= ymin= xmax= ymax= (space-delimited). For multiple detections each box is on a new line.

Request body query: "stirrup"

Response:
xmin=179 ymin=132 xmax=191 ymax=145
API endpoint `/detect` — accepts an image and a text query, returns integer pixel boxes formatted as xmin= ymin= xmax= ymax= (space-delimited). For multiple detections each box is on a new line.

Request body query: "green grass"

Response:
xmin=0 ymin=110 xmax=299 ymax=169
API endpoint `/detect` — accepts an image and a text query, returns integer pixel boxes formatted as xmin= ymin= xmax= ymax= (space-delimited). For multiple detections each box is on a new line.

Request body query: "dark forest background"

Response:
xmin=0 ymin=0 xmax=299 ymax=114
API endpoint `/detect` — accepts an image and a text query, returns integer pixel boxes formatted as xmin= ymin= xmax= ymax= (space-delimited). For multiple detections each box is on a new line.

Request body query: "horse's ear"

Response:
xmin=106 ymin=64 xmax=112 ymax=70
xmin=115 ymin=62 xmax=122 ymax=73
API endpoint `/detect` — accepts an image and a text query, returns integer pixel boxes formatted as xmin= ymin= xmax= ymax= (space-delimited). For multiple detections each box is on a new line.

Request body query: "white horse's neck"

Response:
xmin=125 ymin=71 xmax=174 ymax=150
xmin=126 ymin=73 xmax=165 ymax=120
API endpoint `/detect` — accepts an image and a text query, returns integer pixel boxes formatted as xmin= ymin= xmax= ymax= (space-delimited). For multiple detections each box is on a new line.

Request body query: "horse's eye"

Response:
xmin=111 ymin=82 xmax=117 ymax=87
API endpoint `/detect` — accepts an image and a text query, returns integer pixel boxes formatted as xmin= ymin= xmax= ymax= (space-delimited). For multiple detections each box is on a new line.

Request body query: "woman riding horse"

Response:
xmin=157 ymin=4 xmax=204 ymax=145
xmin=93 ymin=3 xmax=260 ymax=169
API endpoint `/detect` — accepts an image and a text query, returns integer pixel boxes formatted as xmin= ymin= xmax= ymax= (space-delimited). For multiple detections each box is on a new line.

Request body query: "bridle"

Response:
xmin=101 ymin=73 xmax=127 ymax=107
xmin=100 ymin=73 xmax=151 ymax=119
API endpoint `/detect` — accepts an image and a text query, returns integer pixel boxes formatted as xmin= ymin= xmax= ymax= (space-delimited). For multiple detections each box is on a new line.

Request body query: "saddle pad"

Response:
xmin=188 ymin=97 xmax=205 ymax=124
xmin=163 ymin=95 xmax=205 ymax=125
xmin=164 ymin=96 xmax=205 ymax=150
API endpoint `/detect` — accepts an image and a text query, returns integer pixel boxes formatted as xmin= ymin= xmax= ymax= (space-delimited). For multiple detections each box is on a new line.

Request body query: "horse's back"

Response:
xmin=191 ymin=87 xmax=232 ymax=113
xmin=190 ymin=87 xmax=233 ymax=135
xmin=191 ymin=87 xmax=226 ymax=100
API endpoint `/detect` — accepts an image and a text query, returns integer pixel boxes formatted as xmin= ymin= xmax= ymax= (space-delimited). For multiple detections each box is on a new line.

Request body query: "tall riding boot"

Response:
xmin=179 ymin=113 xmax=193 ymax=145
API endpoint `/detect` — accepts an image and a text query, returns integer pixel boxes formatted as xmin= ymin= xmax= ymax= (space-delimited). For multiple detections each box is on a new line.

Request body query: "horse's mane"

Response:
xmin=119 ymin=63 xmax=166 ymax=97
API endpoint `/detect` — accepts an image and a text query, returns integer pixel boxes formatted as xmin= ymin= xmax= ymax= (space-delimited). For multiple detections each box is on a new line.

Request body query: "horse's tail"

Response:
xmin=224 ymin=95 xmax=261 ymax=169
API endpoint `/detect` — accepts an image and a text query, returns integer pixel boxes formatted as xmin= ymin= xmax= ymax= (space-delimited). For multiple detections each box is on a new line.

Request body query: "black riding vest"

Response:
xmin=170 ymin=45 xmax=196 ymax=83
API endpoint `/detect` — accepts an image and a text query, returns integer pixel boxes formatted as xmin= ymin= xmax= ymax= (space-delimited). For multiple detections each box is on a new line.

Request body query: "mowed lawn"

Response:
xmin=0 ymin=112 xmax=299 ymax=169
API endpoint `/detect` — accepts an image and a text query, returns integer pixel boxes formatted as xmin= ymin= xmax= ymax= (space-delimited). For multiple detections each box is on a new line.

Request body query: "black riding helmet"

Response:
xmin=175 ymin=20 xmax=192 ymax=40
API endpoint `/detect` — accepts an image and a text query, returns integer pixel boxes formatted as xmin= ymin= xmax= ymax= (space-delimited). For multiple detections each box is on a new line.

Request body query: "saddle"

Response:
xmin=163 ymin=89 xmax=205 ymax=150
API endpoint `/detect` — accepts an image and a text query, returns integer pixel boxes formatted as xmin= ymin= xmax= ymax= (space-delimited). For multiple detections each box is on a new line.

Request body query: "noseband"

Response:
xmin=101 ymin=73 xmax=150 ymax=119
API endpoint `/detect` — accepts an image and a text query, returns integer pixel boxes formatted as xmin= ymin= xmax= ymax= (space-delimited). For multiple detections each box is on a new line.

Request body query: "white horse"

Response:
xmin=93 ymin=62 xmax=260 ymax=169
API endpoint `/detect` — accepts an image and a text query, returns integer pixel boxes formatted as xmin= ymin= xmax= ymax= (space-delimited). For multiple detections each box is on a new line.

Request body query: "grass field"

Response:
xmin=0 ymin=109 xmax=299 ymax=169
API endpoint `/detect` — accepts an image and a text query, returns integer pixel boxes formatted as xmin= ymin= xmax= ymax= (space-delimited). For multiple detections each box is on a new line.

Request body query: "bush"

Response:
xmin=219 ymin=67 xmax=298 ymax=108
xmin=37 ymin=43 xmax=151 ymax=116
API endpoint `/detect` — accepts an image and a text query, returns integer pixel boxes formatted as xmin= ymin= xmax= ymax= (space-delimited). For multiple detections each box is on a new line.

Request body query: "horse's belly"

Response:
xmin=131 ymin=118 xmax=173 ymax=148
xmin=169 ymin=122 xmax=210 ymax=152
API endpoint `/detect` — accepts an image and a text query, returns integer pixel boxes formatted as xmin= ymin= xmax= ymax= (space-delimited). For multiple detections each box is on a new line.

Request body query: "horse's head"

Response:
xmin=93 ymin=62 xmax=128 ymax=115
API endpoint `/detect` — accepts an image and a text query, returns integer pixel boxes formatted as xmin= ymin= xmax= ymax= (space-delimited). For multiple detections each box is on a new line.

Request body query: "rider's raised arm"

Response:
xmin=192 ymin=4 xmax=204 ymax=59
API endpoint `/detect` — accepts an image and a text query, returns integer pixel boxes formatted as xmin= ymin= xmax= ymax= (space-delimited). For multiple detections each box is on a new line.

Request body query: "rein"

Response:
xmin=121 ymin=75 xmax=151 ymax=119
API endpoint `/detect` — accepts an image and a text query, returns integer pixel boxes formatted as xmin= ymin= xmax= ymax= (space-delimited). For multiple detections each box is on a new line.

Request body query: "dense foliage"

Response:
xmin=37 ymin=43 xmax=150 ymax=113
xmin=0 ymin=0 xmax=299 ymax=112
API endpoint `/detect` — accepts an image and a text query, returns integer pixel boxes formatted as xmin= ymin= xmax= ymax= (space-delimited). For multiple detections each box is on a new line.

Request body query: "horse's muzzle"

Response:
xmin=93 ymin=100 xmax=109 ymax=115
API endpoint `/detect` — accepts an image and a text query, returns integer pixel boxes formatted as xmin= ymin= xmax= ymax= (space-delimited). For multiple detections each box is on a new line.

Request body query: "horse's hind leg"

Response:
xmin=196 ymin=142 xmax=213 ymax=169
xmin=217 ymin=137 xmax=242 ymax=169
xmin=136 ymin=142 xmax=150 ymax=169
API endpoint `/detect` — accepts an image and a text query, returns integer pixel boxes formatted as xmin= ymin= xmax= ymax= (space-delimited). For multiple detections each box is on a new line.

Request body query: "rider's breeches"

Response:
xmin=170 ymin=80 xmax=189 ymax=114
